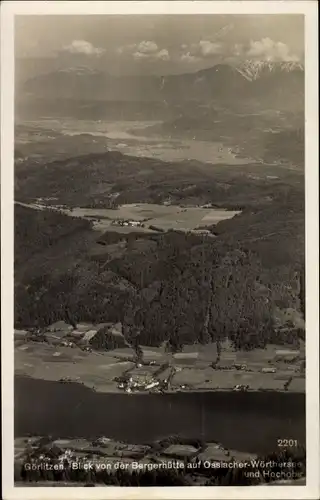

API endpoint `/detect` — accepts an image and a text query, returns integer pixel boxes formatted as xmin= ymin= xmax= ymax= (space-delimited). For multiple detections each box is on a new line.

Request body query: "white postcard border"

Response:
xmin=1 ymin=2 xmax=319 ymax=499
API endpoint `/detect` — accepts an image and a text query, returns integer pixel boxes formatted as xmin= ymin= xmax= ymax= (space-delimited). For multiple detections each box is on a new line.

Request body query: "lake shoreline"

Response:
xmin=15 ymin=372 xmax=305 ymax=395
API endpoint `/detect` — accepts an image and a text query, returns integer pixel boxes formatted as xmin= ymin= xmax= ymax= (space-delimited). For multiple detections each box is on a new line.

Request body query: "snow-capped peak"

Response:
xmin=236 ymin=60 xmax=304 ymax=81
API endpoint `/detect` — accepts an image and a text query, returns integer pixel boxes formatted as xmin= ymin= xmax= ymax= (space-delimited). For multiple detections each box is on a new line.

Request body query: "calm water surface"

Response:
xmin=15 ymin=376 xmax=305 ymax=454
xmin=21 ymin=119 xmax=255 ymax=165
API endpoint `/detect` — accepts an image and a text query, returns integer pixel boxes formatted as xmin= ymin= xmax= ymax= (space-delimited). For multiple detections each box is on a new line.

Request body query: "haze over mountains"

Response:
xmin=19 ymin=60 xmax=304 ymax=110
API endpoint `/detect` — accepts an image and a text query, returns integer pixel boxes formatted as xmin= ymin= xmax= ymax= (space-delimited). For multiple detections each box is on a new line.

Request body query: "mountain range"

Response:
xmin=19 ymin=61 xmax=304 ymax=109
xmin=237 ymin=60 xmax=304 ymax=81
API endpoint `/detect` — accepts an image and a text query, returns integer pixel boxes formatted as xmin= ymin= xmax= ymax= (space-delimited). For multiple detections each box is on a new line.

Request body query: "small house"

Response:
xmin=261 ymin=367 xmax=277 ymax=374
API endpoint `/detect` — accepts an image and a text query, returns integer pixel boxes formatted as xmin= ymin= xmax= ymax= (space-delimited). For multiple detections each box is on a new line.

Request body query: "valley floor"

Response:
xmin=15 ymin=332 xmax=305 ymax=394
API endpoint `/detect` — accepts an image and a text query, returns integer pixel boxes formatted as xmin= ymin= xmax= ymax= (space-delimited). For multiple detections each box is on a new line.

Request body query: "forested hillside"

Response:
xmin=14 ymin=181 xmax=305 ymax=351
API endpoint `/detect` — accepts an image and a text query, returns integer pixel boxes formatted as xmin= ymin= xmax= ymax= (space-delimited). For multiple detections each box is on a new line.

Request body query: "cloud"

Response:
xmin=132 ymin=51 xmax=149 ymax=60
xmin=133 ymin=48 xmax=170 ymax=62
xmin=179 ymin=36 xmax=300 ymax=65
xmin=198 ymin=40 xmax=223 ymax=57
xmin=119 ymin=40 xmax=170 ymax=62
xmin=180 ymin=40 xmax=223 ymax=63
xmin=179 ymin=24 xmax=234 ymax=63
xmin=63 ymin=40 xmax=105 ymax=56
xmin=180 ymin=52 xmax=201 ymax=64
xmin=155 ymin=49 xmax=170 ymax=61
xmin=246 ymin=38 xmax=300 ymax=62
xmin=136 ymin=40 xmax=158 ymax=54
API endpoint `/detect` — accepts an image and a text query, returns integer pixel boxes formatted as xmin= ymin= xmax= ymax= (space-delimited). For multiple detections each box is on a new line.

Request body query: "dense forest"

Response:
xmin=14 ymin=171 xmax=305 ymax=351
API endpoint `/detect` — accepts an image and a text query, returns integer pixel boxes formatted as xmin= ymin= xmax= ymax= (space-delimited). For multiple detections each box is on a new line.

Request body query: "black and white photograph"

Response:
xmin=1 ymin=1 xmax=319 ymax=498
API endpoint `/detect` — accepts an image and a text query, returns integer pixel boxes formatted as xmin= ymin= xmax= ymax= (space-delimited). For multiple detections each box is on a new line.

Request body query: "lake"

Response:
xmin=19 ymin=119 xmax=255 ymax=166
xmin=15 ymin=376 xmax=305 ymax=455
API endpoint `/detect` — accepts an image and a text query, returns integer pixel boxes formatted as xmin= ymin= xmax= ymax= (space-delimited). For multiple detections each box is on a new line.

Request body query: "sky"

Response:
xmin=15 ymin=15 xmax=304 ymax=77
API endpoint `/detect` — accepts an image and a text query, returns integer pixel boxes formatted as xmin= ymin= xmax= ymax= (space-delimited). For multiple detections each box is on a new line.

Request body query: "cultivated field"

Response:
xmin=65 ymin=204 xmax=241 ymax=233
xmin=15 ymin=337 xmax=305 ymax=394
xmin=15 ymin=201 xmax=241 ymax=234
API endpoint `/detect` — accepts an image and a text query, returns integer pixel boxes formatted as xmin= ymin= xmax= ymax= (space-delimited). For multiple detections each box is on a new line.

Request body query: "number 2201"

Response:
xmin=277 ymin=439 xmax=298 ymax=447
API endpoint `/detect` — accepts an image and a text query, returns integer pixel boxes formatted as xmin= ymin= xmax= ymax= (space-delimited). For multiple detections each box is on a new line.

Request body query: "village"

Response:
xmin=14 ymin=318 xmax=305 ymax=395
xmin=111 ymin=218 xmax=145 ymax=229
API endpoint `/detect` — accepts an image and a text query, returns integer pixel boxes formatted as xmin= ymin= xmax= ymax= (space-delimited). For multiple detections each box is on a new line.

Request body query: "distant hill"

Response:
xmin=19 ymin=61 xmax=304 ymax=111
